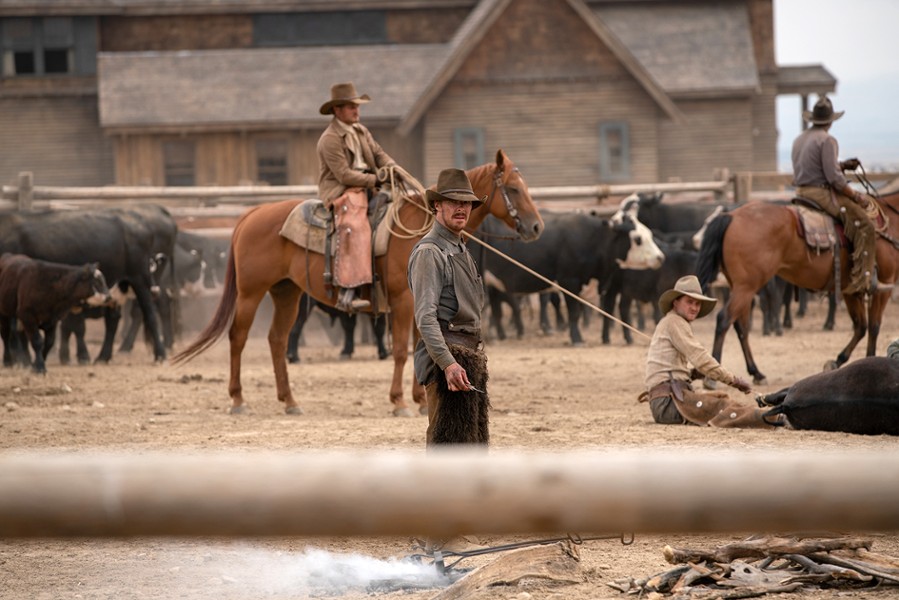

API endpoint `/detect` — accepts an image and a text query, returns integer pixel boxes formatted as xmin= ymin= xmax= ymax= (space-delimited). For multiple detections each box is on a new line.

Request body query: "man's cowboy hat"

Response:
xmin=658 ymin=275 xmax=717 ymax=318
xmin=802 ymin=96 xmax=844 ymax=125
xmin=426 ymin=168 xmax=486 ymax=211
xmin=319 ymin=82 xmax=371 ymax=115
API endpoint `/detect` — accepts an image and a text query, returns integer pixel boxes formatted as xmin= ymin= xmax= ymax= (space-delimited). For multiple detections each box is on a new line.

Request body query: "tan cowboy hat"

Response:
xmin=319 ymin=82 xmax=371 ymax=115
xmin=658 ymin=275 xmax=717 ymax=318
xmin=802 ymin=96 xmax=844 ymax=125
xmin=426 ymin=168 xmax=486 ymax=211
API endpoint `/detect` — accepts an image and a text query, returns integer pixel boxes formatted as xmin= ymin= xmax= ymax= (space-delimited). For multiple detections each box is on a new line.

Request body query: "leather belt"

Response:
xmin=440 ymin=323 xmax=481 ymax=350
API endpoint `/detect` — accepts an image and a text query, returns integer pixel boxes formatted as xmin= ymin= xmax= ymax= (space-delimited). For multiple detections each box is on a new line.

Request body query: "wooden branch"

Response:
xmin=663 ymin=537 xmax=872 ymax=565
xmin=783 ymin=554 xmax=871 ymax=582
xmin=809 ymin=552 xmax=899 ymax=584
xmin=430 ymin=542 xmax=581 ymax=600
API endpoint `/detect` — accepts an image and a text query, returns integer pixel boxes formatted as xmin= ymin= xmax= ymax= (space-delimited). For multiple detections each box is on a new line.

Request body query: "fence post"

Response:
xmin=733 ymin=172 xmax=752 ymax=204
xmin=17 ymin=172 xmax=33 ymax=211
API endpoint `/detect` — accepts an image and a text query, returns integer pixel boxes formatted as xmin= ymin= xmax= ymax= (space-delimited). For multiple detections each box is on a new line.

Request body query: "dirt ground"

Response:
xmin=2 ymin=295 xmax=899 ymax=600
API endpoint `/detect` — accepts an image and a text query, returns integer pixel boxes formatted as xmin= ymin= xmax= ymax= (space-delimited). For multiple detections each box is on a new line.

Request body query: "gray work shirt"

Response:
xmin=791 ymin=126 xmax=849 ymax=190
xmin=408 ymin=220 xmax=484 ymax=385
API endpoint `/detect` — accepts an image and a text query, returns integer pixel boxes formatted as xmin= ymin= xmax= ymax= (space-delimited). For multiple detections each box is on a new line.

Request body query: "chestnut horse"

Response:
xmin=696 ymin=190 xmax=899 ymax=384
xmin=172 ymin=150 xmax=544 ymax=415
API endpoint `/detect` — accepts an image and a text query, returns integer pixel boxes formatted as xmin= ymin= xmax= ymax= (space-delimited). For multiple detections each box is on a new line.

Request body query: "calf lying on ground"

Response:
xmin=759 ymin=356 xmax=899 ymax=435
xmin=0 ymin=253 xmax=111 ymax=373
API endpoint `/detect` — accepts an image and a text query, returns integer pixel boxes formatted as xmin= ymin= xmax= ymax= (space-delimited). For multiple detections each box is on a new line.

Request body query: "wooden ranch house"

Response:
xmin=0 ymin=0 xmax=836 ymax=189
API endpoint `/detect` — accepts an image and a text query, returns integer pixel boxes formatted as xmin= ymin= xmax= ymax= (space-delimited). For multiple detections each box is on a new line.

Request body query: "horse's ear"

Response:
xmin=495 ymin=149 xmax=505 ymax=170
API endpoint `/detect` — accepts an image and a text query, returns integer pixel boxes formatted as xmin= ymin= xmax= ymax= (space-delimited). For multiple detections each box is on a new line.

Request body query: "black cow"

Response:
xmin=471 ymin=199 xmax=664 ymax=346
xmin=635 ymin=192 xmax=728 ymax=241
xmin=0 ymin=253 xmax=111 ymax=373
xmin=760 ymin=357 xmax=899 ymax=435
xmin=601 ymin=244 xmax=698 ymax=344
xmin=287 ymin=294 xmax=389 ymax=363
xmin=0 ymin=206 xmax=174 ymax=364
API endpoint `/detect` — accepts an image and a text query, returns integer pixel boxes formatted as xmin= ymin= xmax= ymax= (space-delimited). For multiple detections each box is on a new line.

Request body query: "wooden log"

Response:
xmin=2 ymin=449 xmax=899 ymax=538
xmin=663 ymin=537 xmax=872 ymax=564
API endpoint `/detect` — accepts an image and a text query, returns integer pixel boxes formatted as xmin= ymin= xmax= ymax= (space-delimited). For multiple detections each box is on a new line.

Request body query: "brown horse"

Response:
xmin=696 ymin=191 xmax=899 ymax=384
xmin=172 ymin=150 xmax=544 ymax=415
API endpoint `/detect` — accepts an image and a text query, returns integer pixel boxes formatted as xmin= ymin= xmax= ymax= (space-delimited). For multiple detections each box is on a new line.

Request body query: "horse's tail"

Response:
xmin=695 ymin=213 xmax=732 ymax=294
xmin=170 ymin=246 xmax=237 ymax=365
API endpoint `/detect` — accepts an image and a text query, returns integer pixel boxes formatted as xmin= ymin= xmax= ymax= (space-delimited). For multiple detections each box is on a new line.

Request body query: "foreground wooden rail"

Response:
xmin=1 ymin=449 xmax=898 ymax=538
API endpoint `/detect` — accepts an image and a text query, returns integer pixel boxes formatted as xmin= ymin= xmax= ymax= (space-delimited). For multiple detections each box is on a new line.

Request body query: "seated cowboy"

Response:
xmin=317 ymin=81 xmax=403 ymax=312
xmin=792 ymin=95 xmax=875 ymax=295
xmin=642 ymin=275 xmax=780 ymax=429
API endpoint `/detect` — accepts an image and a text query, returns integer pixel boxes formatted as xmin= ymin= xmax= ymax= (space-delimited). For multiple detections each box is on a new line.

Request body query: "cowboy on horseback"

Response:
xmin=792 ymin=95 xmax=875 ymax=295
xmin=317 ymin=81 xmax=403 ymax=312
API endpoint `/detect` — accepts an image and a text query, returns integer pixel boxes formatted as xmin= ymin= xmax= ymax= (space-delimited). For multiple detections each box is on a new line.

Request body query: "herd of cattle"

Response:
xmin=1 ymin=194 xmax=895 ymax=436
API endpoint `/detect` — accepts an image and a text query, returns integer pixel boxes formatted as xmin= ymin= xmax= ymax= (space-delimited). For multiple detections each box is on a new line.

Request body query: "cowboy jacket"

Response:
xmin=317 ymin=118 xmax=395 ymax=205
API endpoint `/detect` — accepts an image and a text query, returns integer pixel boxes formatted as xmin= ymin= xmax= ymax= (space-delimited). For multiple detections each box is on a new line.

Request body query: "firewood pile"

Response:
xmin=607 ymin=536 xmax=899 ymax=599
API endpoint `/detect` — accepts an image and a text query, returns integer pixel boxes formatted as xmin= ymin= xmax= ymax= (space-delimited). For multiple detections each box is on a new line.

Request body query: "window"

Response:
xmin=256 ymin=139 xmax=289 ymax=185
xmin=0 ymin=17 xmax=95 ymax=77
xmin=599 ymin=122 xmax=630 ymax=181
xmin=453 ymin=128 xmax=485 ymax=170
xmin=254 ymin=11 xmax=387 ymax=47
xmin=163 ymin=141 xmax=195 ymax=186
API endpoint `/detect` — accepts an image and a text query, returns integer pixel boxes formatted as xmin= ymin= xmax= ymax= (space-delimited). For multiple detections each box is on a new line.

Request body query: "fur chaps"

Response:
xmin=431 ymin=344 xmax=490 ymax=445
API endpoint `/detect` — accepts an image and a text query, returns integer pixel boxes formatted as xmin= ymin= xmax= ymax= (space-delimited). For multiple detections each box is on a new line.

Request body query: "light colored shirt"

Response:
xmin=645 ymin=311 xmax=736 ymax=390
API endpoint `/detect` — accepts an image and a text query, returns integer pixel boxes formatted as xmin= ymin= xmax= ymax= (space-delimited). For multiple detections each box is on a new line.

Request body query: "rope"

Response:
xmin=386 ymin=167 xmax=651 ymax=341
xmin=378 ymin=165 xmax=434 ymax=239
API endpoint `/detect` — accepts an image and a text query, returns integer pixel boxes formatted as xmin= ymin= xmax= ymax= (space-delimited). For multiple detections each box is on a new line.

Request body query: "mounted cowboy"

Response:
xmin=317 ymin=81 xmax=403 ymax=312
xmin=792 ymin=95 xmax=875 ymax=295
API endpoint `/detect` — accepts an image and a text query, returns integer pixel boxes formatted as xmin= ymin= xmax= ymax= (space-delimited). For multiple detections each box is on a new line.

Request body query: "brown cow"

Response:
xmin=0 ymin=253 xmax=111 ymax=373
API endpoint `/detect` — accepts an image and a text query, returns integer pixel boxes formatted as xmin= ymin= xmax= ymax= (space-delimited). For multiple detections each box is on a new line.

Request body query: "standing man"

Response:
xmin=408 ymin=168 xmax=489 ymax=444
xmin=318 ymin=81 xmax=399 ymax=311
xmin=642 ymin=275 xmax=780 ymax=429
xmin=792 ymin=95 xmax=875 ymax=295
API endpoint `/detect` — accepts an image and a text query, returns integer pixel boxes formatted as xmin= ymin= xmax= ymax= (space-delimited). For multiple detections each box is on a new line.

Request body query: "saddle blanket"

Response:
xmin=278 ymin=198 xmax=394 ymax=257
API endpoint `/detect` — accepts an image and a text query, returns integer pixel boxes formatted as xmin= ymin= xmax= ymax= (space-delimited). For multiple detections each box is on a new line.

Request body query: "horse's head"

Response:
xmin=610 ymin=194 xmax=665 ymax=270
xmin=466 ymin=149 xmax=544 ymax=242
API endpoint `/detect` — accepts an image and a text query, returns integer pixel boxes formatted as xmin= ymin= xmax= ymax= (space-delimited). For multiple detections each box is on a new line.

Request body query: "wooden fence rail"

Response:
xmin=2 ymin=448 xmax=899 ymax=538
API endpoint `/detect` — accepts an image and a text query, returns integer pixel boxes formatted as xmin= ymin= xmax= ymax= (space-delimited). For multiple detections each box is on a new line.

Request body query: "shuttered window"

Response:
xmin=453 ymin=128 xmax=485 ymax=170
xmin=256 ymin=139 xmax=289 ymax=186
xmin=163 ymin=140 xmax=195 ymax=187
xmin=0 ymin=17 xmax=95 ymax=77
xmin=599 ymin=121 xmax=630 ymax=181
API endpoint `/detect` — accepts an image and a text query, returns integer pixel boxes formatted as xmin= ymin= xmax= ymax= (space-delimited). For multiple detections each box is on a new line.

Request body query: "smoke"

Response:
xmin=146 ymin=543 xmax=455 ymax=598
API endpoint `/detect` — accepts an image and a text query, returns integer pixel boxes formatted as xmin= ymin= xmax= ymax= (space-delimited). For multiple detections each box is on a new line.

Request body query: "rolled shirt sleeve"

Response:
xmin=408 ymin=246 xmax=456 ymax=372
xmin=667 ymin=317 xmax=736 ymax=385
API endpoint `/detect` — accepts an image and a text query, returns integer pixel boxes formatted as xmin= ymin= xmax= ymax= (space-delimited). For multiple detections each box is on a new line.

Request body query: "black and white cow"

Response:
xmin=759 ymin=356 xmax=899 ymax=435
xmin=471 ymin=196 xmax=664 ymax=346
xmin=0 ymin=253 xmax=111 ymax=373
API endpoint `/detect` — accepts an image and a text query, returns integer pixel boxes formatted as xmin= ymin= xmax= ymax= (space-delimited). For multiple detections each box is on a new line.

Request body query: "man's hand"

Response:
xmin=444 ymin=362 xmax=471 ymax=392
xmin=840 ymin=158 xmax=861 ymax=171
xmin=731 ymin=376 xmax=752 ymax=394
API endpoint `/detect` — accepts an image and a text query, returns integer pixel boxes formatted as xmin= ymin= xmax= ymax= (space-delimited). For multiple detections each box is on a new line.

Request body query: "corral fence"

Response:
xmin=3 ymin=169 xmax=898 ymax=229
xmin=2 ymin=448 xmax=899 ymax=538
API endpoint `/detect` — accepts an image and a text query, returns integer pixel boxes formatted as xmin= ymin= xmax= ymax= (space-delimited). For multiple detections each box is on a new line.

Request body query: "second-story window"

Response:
xmin=0 ymin=17 xmax=95 ymax=77
xmin=454 ymin=128 xmax=485 ymax=170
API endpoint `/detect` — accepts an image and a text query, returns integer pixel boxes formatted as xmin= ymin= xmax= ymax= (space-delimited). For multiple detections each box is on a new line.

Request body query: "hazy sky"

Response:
xmin=774 ymin=0 xmax=899 ymax=171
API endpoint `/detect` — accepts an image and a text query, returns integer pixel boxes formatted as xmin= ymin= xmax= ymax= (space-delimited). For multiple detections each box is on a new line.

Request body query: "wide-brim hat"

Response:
xmin=802 ymin=96 xmax=844 ymax=125
xmin=319 ymin=82 xmax=371 ymax=115
xmin=426 ymin=168 xmax=486 ymax=211
xmin=658 ymin=275 xmax=717 ymax=318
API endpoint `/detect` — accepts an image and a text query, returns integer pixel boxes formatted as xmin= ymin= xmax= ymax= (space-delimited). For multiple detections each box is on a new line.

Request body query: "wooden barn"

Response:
xmin=0 ymin=0 xmax=836 ymax=189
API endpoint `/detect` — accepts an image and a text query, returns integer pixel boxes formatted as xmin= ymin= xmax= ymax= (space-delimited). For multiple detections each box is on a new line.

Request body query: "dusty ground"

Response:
xmin=2 ymin=295 xmax=899 ymax=600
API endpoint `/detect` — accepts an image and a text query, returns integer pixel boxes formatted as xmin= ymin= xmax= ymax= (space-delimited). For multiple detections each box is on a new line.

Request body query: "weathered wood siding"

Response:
xmin=658 ymin=98 xmax=754 ymax=182
xmin=100 ymin=15 xmax=254 ymax=51
xmin=0 ymin=95 xmax=114 ymax=186
xmin=112 ymin=125 xmax=423 ymax=187
xmin=424 ymin=0 xmax=661 ymax=185
xmin=752 ymin=75 xmax=778 ymax=172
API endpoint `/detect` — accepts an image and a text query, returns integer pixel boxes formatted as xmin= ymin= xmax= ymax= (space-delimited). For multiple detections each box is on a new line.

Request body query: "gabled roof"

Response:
xmin=98 ymin=45 xmax=449 ymax=131
xmin=397 ymin=0 xmax=684 ymax=134
xmin=594 ymin=2 xmax=760 ymax=97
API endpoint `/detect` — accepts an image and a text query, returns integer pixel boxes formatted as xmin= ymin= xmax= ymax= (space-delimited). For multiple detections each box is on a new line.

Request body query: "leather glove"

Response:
xmin=840 ymin=158 xmax=861 ymax=171
xmin=855 ymin=192 xmax=871 ymax=209
xmin=731 ymin=376 xmax=752 ymax=394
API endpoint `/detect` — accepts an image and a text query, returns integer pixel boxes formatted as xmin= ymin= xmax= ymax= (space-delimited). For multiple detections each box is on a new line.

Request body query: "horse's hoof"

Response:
xmin=393 ymin=407 xmax=414 ymax=418
xmin=229 ymin=405 xmax=248 ymax=415
xmin=285 ymin=405 xmax=304 ymax=415
xmin=377 ymin=351 xmax=389 ymax=360
xmin=287 ymin=356 xmax=300 ymax=364
xmin=753 ymin=375 xmax=768 ymax=385
xmin=822 ymin=360 xmax=840 ymax=372
xmin=418 ymin=404 xmax=428 ymax=416
xmin=339 ymin=352 xmax=352 ymax=361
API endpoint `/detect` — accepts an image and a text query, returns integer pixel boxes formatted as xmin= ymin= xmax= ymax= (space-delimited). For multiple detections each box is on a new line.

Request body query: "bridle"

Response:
xmin=474 ymin=167 xmax=524 ymax=241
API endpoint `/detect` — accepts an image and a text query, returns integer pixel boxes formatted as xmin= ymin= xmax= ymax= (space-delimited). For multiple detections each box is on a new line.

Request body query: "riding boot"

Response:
xmin=336 ymin=287 xmax=370 ymax=313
